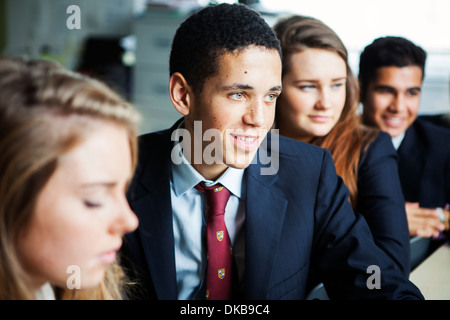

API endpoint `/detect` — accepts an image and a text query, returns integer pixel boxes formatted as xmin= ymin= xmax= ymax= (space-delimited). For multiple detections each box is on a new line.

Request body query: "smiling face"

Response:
xmin=17 ymin=121 xmax=138 ymax=291
xmin=362 ymin=66 xmax=423 ymax=137
xmin=277 ymin=48 xmax=347 ymax=141
xmin=184 ymin=46 xmax=282 ymax=180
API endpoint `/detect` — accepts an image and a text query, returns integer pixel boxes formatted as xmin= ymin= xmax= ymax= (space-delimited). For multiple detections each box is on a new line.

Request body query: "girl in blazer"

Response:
xmin=273 ymin=16 xmax=410 ymax=277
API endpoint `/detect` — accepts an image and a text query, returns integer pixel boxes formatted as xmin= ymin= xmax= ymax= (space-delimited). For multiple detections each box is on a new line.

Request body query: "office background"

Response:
xmin=1 ymin=0 xmax=449 ymax=134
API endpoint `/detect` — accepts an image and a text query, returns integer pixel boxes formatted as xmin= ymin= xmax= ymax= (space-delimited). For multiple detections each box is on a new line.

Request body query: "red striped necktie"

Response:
xmin=195 ymin=182 xmax=234 ymax=300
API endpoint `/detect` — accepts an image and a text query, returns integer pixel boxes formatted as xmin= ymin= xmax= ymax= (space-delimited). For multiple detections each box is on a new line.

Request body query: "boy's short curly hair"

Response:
xmin=169 ymin=3 xmax=281 ymax=95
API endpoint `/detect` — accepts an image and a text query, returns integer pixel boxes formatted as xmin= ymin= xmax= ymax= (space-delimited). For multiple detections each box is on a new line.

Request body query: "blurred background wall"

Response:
xmin=1 ymin=0 xmax=449 ymax=134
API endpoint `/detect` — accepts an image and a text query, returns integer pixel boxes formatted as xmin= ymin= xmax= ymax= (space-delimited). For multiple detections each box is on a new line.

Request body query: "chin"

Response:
xmin=227 ymin=162 xmax=252 ymax=170
xmin=224 ymin=152 xmax=257 ymax=169
xmin=79 ymin=267 xmax=107 ymax=289
xmin=387 ymin=129 xmax=403 ymax=138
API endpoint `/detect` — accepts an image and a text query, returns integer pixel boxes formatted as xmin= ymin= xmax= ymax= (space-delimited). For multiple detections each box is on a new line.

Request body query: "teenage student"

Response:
xmin=273 ymin=15 xmax=410 ymax=277
xmin=359 ymin=36 xmax=450 ymax=256
xmin=121 ymin=4 xmax=423 ymax=300
xmin=0 ymin=57 xmax=139 ymax=299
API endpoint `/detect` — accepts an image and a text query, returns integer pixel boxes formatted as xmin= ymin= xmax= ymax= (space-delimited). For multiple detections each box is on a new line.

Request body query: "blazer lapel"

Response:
xmin=398 ymin=123 xmax=426 ymax=202
xmin=244 ymin=148 xmax=288 ymax=299
xmin=131 ymin=128 xmax=288 ymax=299
xmin=132 ymin=125 xmax=180 ymax=299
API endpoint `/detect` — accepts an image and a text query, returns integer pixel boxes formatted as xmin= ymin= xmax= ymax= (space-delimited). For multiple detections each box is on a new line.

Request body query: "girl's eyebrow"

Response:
xmin=79 ymin=182 xmax=117 ymax=190
xmin=331 ymin=77 xmax=347 ymax=82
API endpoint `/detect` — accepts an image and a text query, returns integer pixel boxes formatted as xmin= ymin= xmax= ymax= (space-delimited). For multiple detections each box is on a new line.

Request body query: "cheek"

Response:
xmin=213 ymin=116 xmax=225 ymax=131
xmin=331 ymin=92 xmax=346 ymax=118
xmin=18 ymin=220 xmax=81 ymax=288
xmin=368 ymin=95 xmax=387 ymax=117
xmin=407 ymin=98 xmax=421 ymax=115
xmin=282 ymin=90 xmax=311 ymax=117
xmin=264 ymin=106 xmax=276 ymax=127
xmin=196 ymin=106 xmax=229 ymax=131
xmin=35 ymin=191 xmax=97 ymax=257
xmin=211 ymin=111 xmax=235 ymax=132
xmin=21 ymin=197 xmax=101 ymax=287
xmin=337 ymin=91 xmax=347 ymax=108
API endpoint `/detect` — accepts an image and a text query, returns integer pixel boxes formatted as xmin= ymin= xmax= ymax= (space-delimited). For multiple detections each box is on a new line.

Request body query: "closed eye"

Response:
xmin=83 ymin=200 xmax=102 ymax=208
xmin=79 ymin=182 xmax=115 ymax=209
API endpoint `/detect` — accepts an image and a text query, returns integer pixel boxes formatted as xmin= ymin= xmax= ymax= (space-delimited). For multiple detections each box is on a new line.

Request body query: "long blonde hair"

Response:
xmin=274 ymin=16 xmax=378 ymax=208
xmin=0 ymin=57 xmax=140 ymax=299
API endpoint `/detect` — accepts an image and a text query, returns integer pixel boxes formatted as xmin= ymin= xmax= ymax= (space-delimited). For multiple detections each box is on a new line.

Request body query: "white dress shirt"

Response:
xmin=34 ymin=282 xmax=56 ymax=300
xmin=170 ymin=142 xmax=246 ymax=300
xmin=391 ymin=131 xmax=405 ymax=150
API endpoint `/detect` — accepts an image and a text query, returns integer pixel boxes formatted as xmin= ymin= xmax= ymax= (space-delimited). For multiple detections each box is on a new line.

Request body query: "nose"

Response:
xmin=389 ymin=93 xmax=407 ymax=113
xmin=315 ymin=88 xmax=332 ymax=110
xmin=243 ymin=99 xmax=266 ymax=127
xmin=110 ymin=196 xmax=139 ymax=235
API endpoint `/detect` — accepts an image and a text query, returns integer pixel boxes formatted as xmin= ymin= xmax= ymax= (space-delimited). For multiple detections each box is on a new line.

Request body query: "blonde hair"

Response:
xmin=274 ymin=16 xmax=378 ymax=208
xmin=0 ymin=57 xmax=140 ymax=299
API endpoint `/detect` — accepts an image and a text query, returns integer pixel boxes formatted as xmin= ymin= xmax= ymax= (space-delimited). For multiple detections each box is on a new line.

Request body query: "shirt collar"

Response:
xmin=391 ymin=131 xmax=405 ymax=150
xmin=34 ymin=282 xmax=56 ymax=300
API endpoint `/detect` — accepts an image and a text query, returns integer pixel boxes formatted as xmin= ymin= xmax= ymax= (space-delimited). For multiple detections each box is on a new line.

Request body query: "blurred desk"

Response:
xmin=410 ymin=242 xmax=450 ymax=300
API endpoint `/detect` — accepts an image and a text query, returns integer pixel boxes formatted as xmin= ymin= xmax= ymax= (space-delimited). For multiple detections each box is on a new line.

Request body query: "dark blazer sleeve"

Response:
xmin=356 ymin=132 xmax=410 ymax=276
xmin=398 ymin=118 xmax=450 ymax=207
xmin=308 ymin=148 xmax=423 ymax=299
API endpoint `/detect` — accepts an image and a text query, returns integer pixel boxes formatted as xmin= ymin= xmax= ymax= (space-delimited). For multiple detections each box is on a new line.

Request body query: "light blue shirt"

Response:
xmin=170 ymin=140 xmax=246 ymax=300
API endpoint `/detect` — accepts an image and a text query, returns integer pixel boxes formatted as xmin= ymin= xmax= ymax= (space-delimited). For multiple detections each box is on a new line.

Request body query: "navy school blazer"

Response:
xmin=121 ymin=120 xmax=423 ymax=300
xmin=356 ymin=131 xmax=410 ymax=276
xmin=397 ymin=118 xmax=450 ymax=254
xmin=397 ymin=117 xmax=450 ymax=208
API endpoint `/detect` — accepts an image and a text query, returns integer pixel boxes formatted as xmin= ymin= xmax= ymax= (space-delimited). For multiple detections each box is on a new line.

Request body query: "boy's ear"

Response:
xmin=169 ymin=72 xmax=193 ymax=116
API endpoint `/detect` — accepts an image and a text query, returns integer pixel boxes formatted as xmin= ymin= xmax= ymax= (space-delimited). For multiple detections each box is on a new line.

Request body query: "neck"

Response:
xmin=192 ymin=162 xmax=228 ymax=181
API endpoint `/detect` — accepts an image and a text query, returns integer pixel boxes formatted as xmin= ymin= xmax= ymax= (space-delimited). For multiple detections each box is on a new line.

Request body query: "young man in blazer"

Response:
xmin=122 ymin=4 xmax=423 ymax=300
xmin=359 ymin=36 xmax=450 ymax=256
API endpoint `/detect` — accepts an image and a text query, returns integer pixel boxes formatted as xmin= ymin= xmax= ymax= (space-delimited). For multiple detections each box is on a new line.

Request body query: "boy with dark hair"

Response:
xmin=122 ymin=4 xmax=423 ymax=300
xmin=359 ymin=36 xmax=450 ymax=260
xmin=169 ymin=2 xmax=281 ymax=95
xmin=359 ymin=36 xmax=426 ymax=106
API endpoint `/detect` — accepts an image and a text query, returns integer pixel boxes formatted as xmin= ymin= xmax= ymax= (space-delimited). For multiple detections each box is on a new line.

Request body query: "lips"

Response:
xmin=382 ymin=116 xmax=405 ymax=128
xmin=309 ymin=115 xmax=331 ymax=123
xmin=231 ymin=134 xmax=259 ymax=151
xmin=97 ymin=250 xmax=117 ymax=265
xmin=97 ymin=243 xmax=121 ymax=265
xmin=235 ymin=135 xmax=257 ymax=143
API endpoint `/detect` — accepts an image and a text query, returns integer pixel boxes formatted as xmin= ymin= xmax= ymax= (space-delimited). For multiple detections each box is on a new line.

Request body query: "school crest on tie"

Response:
xmin=214 ymin=186 xmax=223 ymax=192
xmin=216 ymin=230 xmax=224 ymax=241
xmin=218 ymin=268 xmax=225 ymax=279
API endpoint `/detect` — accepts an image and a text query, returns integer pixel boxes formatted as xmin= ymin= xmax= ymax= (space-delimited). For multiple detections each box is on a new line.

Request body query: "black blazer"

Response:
xmin=418 ymin=114 xmax=450 ymax=129
xmin=121 ymin=120 xmax=423 ymax=300
xmin=397 ymin=117 xmax=450 ymax=208
xmin=356 ymin=131 xmax=410 ymax=276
